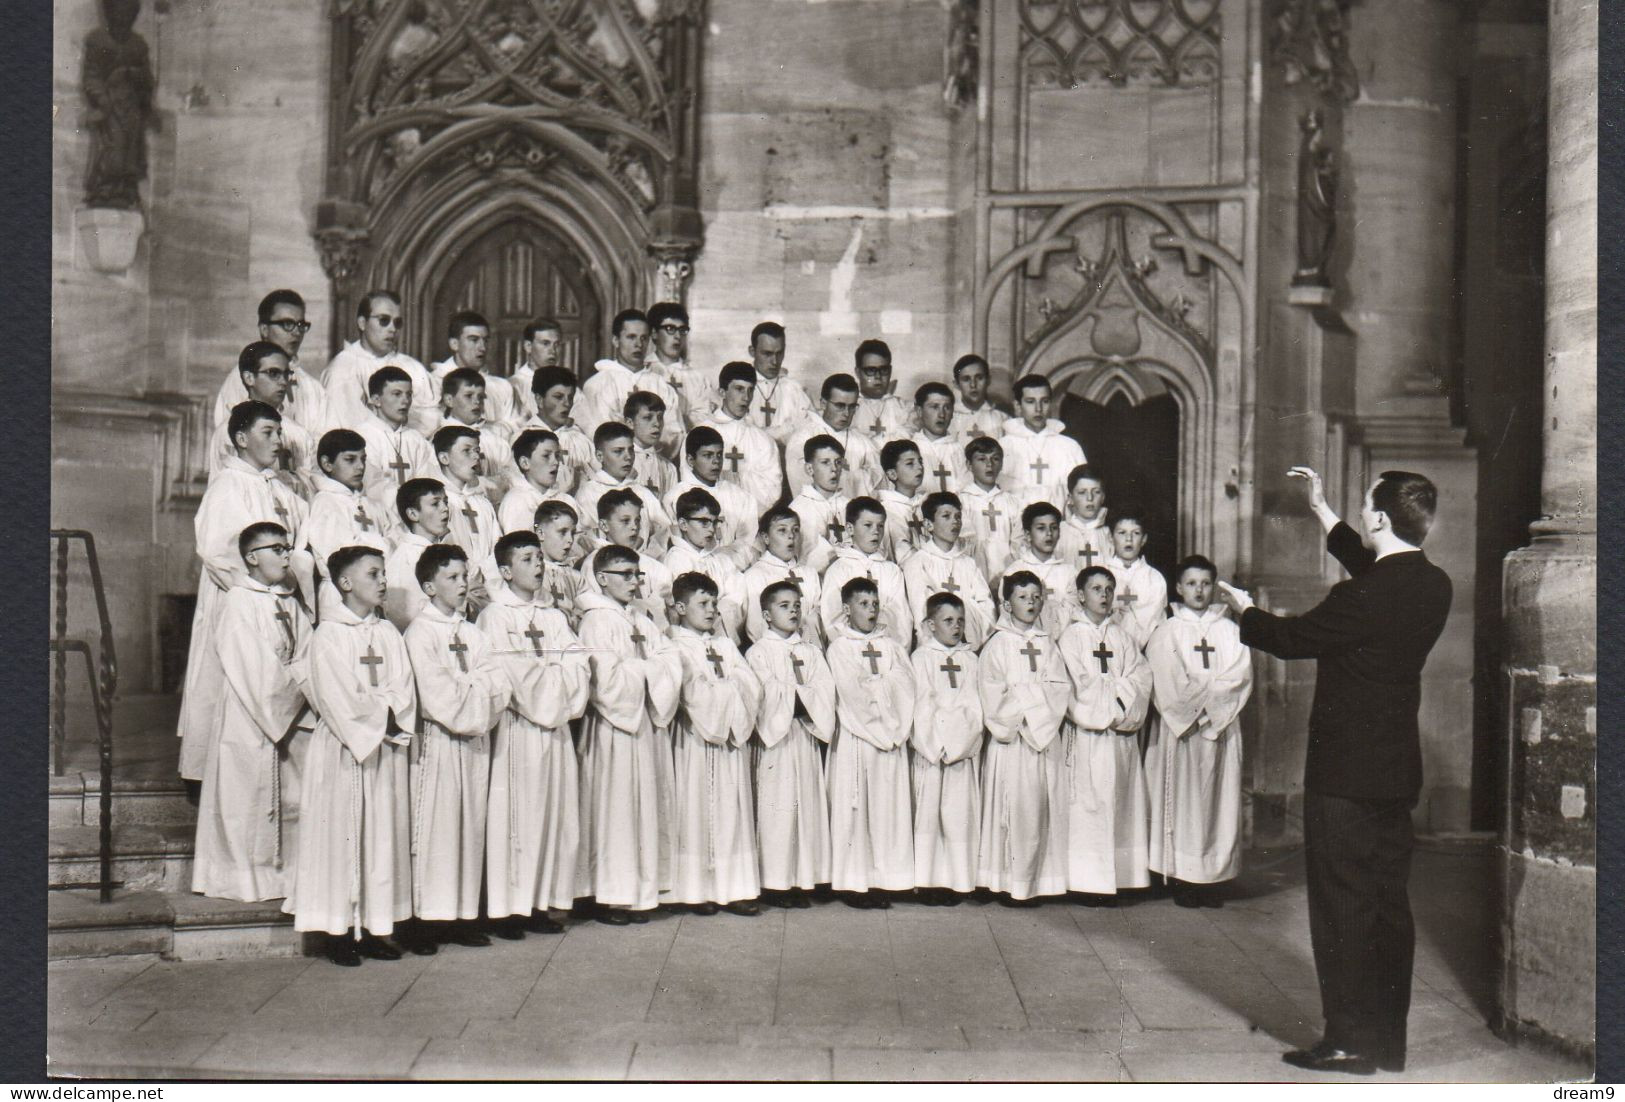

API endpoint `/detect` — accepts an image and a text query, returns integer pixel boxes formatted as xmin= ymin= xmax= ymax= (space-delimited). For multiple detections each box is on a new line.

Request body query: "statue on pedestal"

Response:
xmin=81 ymin=0 xmax=156 ymax=210
xmin=1293 ymin=109 xmax=1337 ymax=291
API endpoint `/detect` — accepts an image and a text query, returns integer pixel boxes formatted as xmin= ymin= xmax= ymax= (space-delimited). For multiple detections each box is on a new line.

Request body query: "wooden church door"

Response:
xmin=1060 ymin=392 xmax=1181 ymax=578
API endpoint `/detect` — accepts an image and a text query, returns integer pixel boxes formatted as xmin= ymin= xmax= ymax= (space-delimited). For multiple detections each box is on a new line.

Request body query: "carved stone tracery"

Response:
xmin=1268 ymin=0 xmax=1360 ymax=104
xmin=1019 ymin=0 xmax=1220 ymax=89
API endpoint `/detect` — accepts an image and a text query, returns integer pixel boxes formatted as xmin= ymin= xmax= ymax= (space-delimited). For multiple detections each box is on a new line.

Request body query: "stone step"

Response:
xmin=49 ymin=888 xmax=304 ymax=962
xmin=50 ymin=772 xmax=196 ymax=829
xmin=49 ymin=822 xmax=195 ymax=894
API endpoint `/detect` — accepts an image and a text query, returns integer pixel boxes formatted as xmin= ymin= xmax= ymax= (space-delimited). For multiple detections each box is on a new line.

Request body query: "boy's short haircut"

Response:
xmin=1066 ymin=464 xmax=1103 ymax=493
xmin=441 ymin=366 xmax=485 ymax=398
xmin=671 ymin=571 xmax=718 ymax=605
xmin=432 ymin=424 xmax=479 ymax=458
xmin=964 ymin=435 xmax=1004 ymax=463
xmin=257 ymin=289 xmax=305 ymax=325
xmin=718 ymin=361 xmax=757 ymax=389
xmin=750 ymin=321 xmax=786 ymax=347
xmin=227 ymin=400 xmax=281 ymax=444
xmin=533 ymin=500 xmax=577 ymax=528
xmin=685 ymin=425 xmax=723 ymax=457
xmin=675 ymin=487 xmax=721 ymax=520
xmin=919 ymin=491 xmax=961 ymax=522
xmin=531 ymin=365 xmax=577 ymax=399
xmin=924 ymin=591 xmax=965 ymax=619
xmin=647 ymin=302 xmax=689 ymax=328
xmin=1112 ymin=510 xmax=1148 ymax=531
xmin=1076 ymin=565 xmax=1115 ymax=592
xmin=880 ymin=438 xmax=921 ymax=472
xmin=237 ymin=521 xmax=288 ymax=561
xmin=446 ymin=310 xmax=489 ymax=340
xmin=367 ymin=365 xmax=411 ymax=397
xmin=1001 ymin=569 xmax=1043 ymax=601
xmin=759 ymin=579 xmax=802 ymax=609
xmin=356 ymin=290 xmax=400 ymax=321
xmin=397 ymin=477 xmax=445 ymax=525
xmin=803 ymin=433 xmax=845 ymax=463
xmin=914 ymin=382 xmax=954 ymax=407
xmin=840 ymin=576 xmax=879 ymax=603
xmin=758 ymin=505 xmax=799 ymax=534
xmin=592 ymin=543 xmax=639 ymax=574
xmin=821 ymin=373 xmax=860 ymax=400
xmin=495 ymin=529 xmax=541 ymax=568
xmin=846 ymin=495 xmax=885 ymax=524
xmin=512 ymin=428 xmax=558 ymax=463
xmin=951 ymin=353 xmax=989 ymax=380
xmin=1021 ymin=501 xmax=1062 ymax=529
xmin=238 ymin=341 xmax=286 ymax=379
xmin=327 ymin=544 xmax=385 ymax=584
xmin=611 ymin=308 xmax=649 ymax=337
xmin=318 ymin=428 xmax=366 ymax=465
xmin=597 ymin=487 xmax=643 ymax=520
xmin=523 ymin=317 xmax=562 ymax=342
xmin=623 ymin=390 xmax=666 ymax=419
xmin=1174 ymin=554 xmax=1218 ymax=588
xmin=593 ymin=421 xmax=634 ymax=449
xmin=416 ymin=542 xmax=469 ymax=587
xmin=854 ymin=339 xmax=891 ymax=366
xmin=1012 ymin=373 xmax=1051 ymax=400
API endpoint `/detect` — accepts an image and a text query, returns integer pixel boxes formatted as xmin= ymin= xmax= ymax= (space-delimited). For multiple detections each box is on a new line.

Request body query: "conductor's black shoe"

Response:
xmin=326 ymin=936 xmax=362 ymax=967
xmin=525 ymin=911 xmax=566 ymax=934
xmin=722 ymin=899 xmax=761 ymax=916
xmin=355 ymin=933 xmax=403 ymax=961
xmin=1374 ymin=1052 xmax=1406 ymax=1073
xmin=1281 ymin=1042 xmax=1377 ymax=1076
xmin=595 ymin=907 xmax=632 ymax=926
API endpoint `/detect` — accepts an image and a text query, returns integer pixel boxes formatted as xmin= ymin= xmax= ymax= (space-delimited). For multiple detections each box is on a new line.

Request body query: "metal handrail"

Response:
xmin=49 ymin=530 xmax=119 ymax=902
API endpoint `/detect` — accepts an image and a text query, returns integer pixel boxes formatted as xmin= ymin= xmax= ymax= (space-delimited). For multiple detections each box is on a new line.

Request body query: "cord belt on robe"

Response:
xmin=348 ymin=754 xmax=363 ymax=940
xmin=269 ymin=740 xmax=283 ymax=870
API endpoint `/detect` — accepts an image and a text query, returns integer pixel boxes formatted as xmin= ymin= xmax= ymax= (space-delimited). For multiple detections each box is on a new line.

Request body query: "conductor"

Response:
xmin=1218 ymin=467 xmax=1451 ymax=1076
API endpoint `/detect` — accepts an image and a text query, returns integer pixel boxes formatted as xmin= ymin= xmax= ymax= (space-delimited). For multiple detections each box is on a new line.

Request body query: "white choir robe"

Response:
xmin=1056 ymin=510 xmax=1114 ymax=577
xmin=997 ymin=417 xmax=1086 ymax=510
xmin=653 ymin=357 xmax=716 ymax=430
xmin=177 ymin=457 xmax=311 ymax=781
xmin=440 ymin=415 xmax=515 ymax=498
xmin=508 ymin=416 xmax=597 ymax=497
xmin=1145 ymin=605 xmax=1252 ymax=885
xmin=1057 ymin=615 xmax=1153 ymax=894
xmin=207 ymin=412 xmax=317 ymax=496
xmin=542 ymin=558 xmax=588 ymax=627
xmin=213 ymin=358 xmax=329 ymax=438
xmin=404 ymin=606 xmax=511 ymax=920
xmin=662 ymin=536 xmax=747 ymax=640
xmin=662 ymin=476 xmax=759 ymax=569
xmin=820 ymin=547 xmax=912 ymax=649
xmin=575 ymin=469 xmax=673 ymax=554
xmin=901 ymin=541 xmax=997 ymax=649
xmin=667 ymin=626 xmax=764 ymax=904
xmin=697 ymin=409 xmax=783 ymax=513
xmin=441 ymin=476 xmax=500 ymax=582
xmin=289 ymin=603 xmax=416 ymax=935
xmin=912 ymin=431 xmax=970 ymax=496
xmin=382 ymin=532 xmax=438 ymax=631
xmin=307 ymin=476 xmax=395 ymax=622
xmin=354 ymin=414 xmax=438 ymax=537
xmin=497 ymin=480 xmax=582 ymax=537
xmin=633 ymin=358 xmax=694 ymax=440
xmin=958 ymin=482 xmax=1022 ymax=582
xmin=878 ymin=487 xmax=925 ymax=565
xmin=576 ymin=359 xmax=685 ymax=454
xmin=909 ymin=639 xmax=984 ymax=893
xmin=976 ymin=620 xmax=1072 ymax=899
xmin=748 ymin=372 xmax=816 ymax=444
xmin=826 ymin=623 xmax=917 ymax=892
xmin=478 ymin=588 xmax=592 ymax=914
xmin=575 ymin=592 xmax=682 ymax=909
xmin=949 ymin=400 xmax=1006 ymax=445
xmin=995 ymin=547 xmax=1080 ymax=639
xmin=322 ymin=342 xmax=440 ymax=437
xmin=634 ymin=443 xmax=679 ymax=502
xmin=1106 ymin=554 xmax=1169 ymax=651
xmin=746 ymin=632 xmax=835 ymax=891
xmin=742 ymin=552 xmax=825 ymax=645
xmin=509 ymin=363 xmax=539 ymax=423
xmin=788 ymin=485 xmax=851 ymax=574
xmin=784 ymin=418 xmax=885 ymax=500
xmin=855 ymin=393 xmax=914 ymax=442
xmin=193 ymin=582 xmax=314 ymax=902
xmin=430 ymin=361 xmax=520 ymax=434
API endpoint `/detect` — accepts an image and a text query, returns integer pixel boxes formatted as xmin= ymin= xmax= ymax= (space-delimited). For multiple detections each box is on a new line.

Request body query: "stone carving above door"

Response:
xmin=1018 ymin=0 xmax=1220 ymax=88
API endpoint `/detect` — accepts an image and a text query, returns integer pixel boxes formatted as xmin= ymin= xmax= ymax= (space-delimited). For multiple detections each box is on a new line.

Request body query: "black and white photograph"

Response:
xmin=43 ymin=0 xmax=1598 ymax=1083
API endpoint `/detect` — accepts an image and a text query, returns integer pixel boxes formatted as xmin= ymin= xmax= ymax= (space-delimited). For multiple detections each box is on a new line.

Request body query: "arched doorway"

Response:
xmin=425 ymin=218 xmax=602 ymax=375
xmin=1060 ymin=391 xmax=1181 ymax=577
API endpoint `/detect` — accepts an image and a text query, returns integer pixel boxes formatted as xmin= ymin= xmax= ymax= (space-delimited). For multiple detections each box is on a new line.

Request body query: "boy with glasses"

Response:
xmin=322 ymin=289 xmax=439 ymax=436
xmin=646 ymin=302 xmax=713 ymax=430
xmin=784 ymin=373 xmax=884 ymax=499
xmin=212 ymin=289 xmax=329 ymax=437
xmin=208 ymin=341 xmax=316 ymax=495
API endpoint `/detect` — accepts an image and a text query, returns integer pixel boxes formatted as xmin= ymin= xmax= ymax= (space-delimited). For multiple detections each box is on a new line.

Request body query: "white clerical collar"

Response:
xmin=314 ymin=474 xmax=362 ymax=497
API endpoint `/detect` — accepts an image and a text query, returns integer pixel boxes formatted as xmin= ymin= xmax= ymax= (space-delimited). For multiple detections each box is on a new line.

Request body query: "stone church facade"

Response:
xmin=50 ymin=0 xmax=1594 ymax=1053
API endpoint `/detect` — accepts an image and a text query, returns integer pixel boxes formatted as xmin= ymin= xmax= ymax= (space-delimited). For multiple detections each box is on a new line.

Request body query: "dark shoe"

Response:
xmin=843 ymin=893 xmax=875 ymax=910
xmin=1282 ymin=1041 xmax=1377 ymax=1076
xmin=594 ymin=907 xmax=632 ymax=926
xmin=722 ymin=899 xmax=760 ymax=916
xmin=525 ymin=911 xmax=566 ymax=935
xmin=443 ymin=924 xmax=491 ymax=948
xmin=356 ymin=933 xmax=403 ymax=961
xmin=689 ymin=902 xmax=719 ymax=916
xmin=788 ymin=889 xmax=812 ymax=909
xmin=626 ymin=908 xmax=652 ymax=923
xmin=1375 ymin=1053 xmax=1406 ymax=1073
xmin=1173 ymin=891 xmax=1204 ymax=909
xmin=998 ymin=894 xmax=1041 ymax=908
xmin=490 ymin=917 xmax=527 ymax=941
xmin=326 ymin=936 xmax=362 ymax=967
xmin=870 ymin=893 xmax=892 ymax=909
xmin=1077 ymin=893 xmax=1117 ymax=908
xmin=938 ymin=891 xmax=963 ymax=907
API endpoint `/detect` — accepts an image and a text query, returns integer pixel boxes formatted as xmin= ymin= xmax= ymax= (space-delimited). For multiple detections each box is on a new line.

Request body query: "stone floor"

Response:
xmin=47 ymin=843 xmax=1591 ymax=1082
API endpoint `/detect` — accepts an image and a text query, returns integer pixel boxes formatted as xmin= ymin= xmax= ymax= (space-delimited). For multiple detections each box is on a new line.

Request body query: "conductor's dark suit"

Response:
xmin=1239 ymin=522 xmax=1452 ymax=1063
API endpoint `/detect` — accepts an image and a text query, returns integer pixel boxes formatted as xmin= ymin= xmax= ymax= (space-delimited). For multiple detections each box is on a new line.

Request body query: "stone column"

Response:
xmin=1498 ymin=0 xmax=1596 ymax=1054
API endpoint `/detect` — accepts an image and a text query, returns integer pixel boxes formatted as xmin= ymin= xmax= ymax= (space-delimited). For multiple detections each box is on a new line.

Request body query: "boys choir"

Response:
xmin=185 ymin=291 xmax=1255 ymax=965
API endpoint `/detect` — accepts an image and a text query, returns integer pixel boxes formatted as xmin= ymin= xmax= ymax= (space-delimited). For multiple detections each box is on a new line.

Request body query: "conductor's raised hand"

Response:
xmin=1216 ymin=579 xmax=1254 ymax=614
xmin=1287 ymin=466 xmax=1327 ymax=511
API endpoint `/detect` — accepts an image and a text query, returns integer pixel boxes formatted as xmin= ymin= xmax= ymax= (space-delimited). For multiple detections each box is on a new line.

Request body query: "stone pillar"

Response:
xmin=1498 ymin=0 xmax=1596 ymax=1054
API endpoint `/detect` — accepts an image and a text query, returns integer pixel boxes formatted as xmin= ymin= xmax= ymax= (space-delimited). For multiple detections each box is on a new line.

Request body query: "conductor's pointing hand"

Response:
xmin=1287 ymin=466 xmax=1328 ymax=512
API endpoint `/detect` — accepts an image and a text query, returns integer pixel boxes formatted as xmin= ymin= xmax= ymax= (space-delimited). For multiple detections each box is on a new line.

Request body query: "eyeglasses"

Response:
xmin=598 ymin=569 xmax=645 ymax=579
xmin=248 ymin=543 xmax=292 ymax=556
xmin=265 ymin=319 xmax=312 ymax=335
xmin=684 ymin=516 xmax=719 ymax=528
xmin=368 ymin=314 xmax=402 ymax=328
xmin=657 ymin=324 xmax=689 ymax=335
xmin=258 ymin=368 xmax=291 ymax=381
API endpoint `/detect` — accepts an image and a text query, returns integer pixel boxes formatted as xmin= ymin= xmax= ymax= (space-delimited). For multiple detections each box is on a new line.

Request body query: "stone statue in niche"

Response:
xmin=81 ymin=0 xmax=156 ymax=210
xmin=1293 ymin=109 xmax=1337 ymax=291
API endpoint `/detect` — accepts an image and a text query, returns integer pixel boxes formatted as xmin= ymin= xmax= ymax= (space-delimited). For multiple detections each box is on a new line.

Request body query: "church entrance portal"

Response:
xmin=1060 ymin=392 xmax=1181 ymax=579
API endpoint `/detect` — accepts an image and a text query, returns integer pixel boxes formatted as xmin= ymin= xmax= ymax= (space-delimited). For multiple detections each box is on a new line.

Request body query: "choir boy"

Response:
xmin=999 ymin=502 xmax=1079 ymax=637
xmin=820 ymin=497 xmax=912 ymax=648
xmin=878 ymin=438 xmax=927 ymax=564
xmin=975 ymin=571 xmax=1072 ymax=905
xmin=522 ymin=366 xmax=597 ymax=493
xmin=745 ymin=581 xmax=835 ymax=907
xmin=784 ymin=373 xmax=883 ymax=499
xmin=1145 ymin=555 xmax=1253 ymax=907
xmin=578 ymin=490 xmax=675 ymax=630
xmin=902 ymin=491 xmax=996 ymax=648
xmin=499 ymin=429 xmax=582 ymax=537
xmin=666 ymin=572 xmax=765 ymax=914
xmin=626 ymin=390 xmax=678 ymax=500
xmin=662 ymin=488 xmax=748 ymax=640
xmin=665 ymin=426 xmax=759 ymax=568
xmin=909 ymin=593 xmax=984 ymax=904
xmin=1106 ymin=511 xmax=1169 ymax=650
xmin=1055 ymin=465 xmax=1114 ymax=576
xmin=825 ymin=577 xmax=916 ymax=908
xmin=438 ymin=366 xmax=513 ymax=494
xmin=433 ymin=425 xmax=499 ymax=588
xmin=852 ymin=339 xmax=913 ymax=441
xmin=575 ymin=421 xmax=672 ymax=554
xmin=355 ymin=366 xmax=437 ymax=531
xmin=576 ymin=544 xmax=682 ymax=923
xmin=510 ymin=318 xmax=563 ymax=424
xmin=742 ymin=507 xmax=825 ymax=645
xmin=322 ymin=290 xmax=438 ymax=436
xmin=212 ymin=290 xmax=328 ymax=437
xmin=998 ymin=374 xmax=1086 ymax=509
xmin=576 ymin=308 xmax=683 ymax=453
xmin=744 ymin=321 xmax=814 ymax=443
xmin=532 ymin=500 xmax=587 ymax=627
xmin=958 ymin=436 xmax=1022 ymax=580
xmin=1057 ymin=566 xmax=1153 ymax=905
xmin=307 ymin=429 xmax=393 ymax=618
xmin=947 ymin=354 xmax=1005 ymax=443
xmin=646 ymin=302 xmax=712 ymax=429
xmin=383 ymin=477 xmax=449 ymax=631
xmin=403 ymin=544 xmax=512 ymax=948
xmin=206 ymin=342 xmax=315 ymax=492
xmin=430 ymin=312 xmax=518 ymax=432
xmin=478 ymin=531 xmax=592 ymax=937
xmin=912 ymin=382 xmax=968 ymax=495
xmin=788 ymin=434 xmax=852 ymax=573
xmin=696 ymin=361 xmax=783 ymax=512
xmin=291 ymin=545 xmax=417 ymax=966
